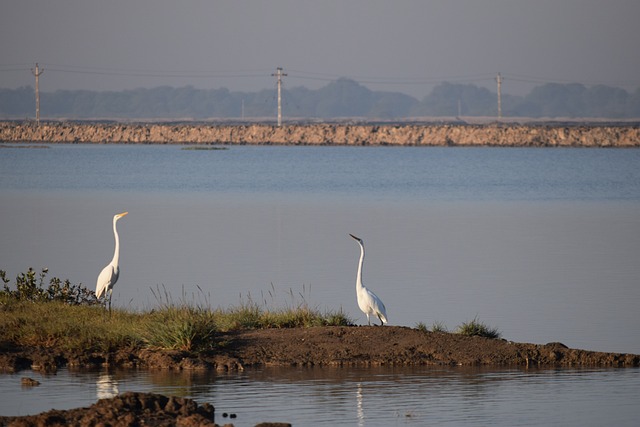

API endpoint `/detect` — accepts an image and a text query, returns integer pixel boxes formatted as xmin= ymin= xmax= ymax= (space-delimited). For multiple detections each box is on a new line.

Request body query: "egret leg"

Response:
xmin=378 ymin=315 xmax=384 ymax=326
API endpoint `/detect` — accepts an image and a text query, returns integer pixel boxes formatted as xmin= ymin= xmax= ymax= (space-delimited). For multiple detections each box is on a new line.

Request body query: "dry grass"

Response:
xmin=0 ymin=278 xmax=353 ymax=353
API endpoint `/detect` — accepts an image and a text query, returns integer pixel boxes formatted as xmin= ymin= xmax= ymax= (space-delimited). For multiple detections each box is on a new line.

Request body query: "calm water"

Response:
xmin=1 ymin=144 xmax=639 ymax=201
xmin=1 ymin=366 xmax=639 ymax=425
xmin=1 ymin=144 xmax=640 ymax=423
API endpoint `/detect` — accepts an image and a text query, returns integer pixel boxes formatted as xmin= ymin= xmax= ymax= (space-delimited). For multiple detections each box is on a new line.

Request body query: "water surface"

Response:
xmin=1 ymin=366 xmax=639 ymax=425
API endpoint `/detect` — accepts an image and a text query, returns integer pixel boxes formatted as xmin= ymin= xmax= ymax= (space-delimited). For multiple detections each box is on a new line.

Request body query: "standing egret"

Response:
xmin=349 ymin=234 xmax=388 ymax=326
xmin=96 ymin=212 xmax=128 ymax=310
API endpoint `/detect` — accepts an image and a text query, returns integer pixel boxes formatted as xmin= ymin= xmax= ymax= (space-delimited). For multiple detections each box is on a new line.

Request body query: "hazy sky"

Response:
xmin=1 ymin=0 xmax=639 ymax=98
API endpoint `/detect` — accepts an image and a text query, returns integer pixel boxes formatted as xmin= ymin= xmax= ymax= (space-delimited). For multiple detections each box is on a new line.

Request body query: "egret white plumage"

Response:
xmin=96 ymin=212 xmax=128 ymax=310
xmin=349 ymin=233 xmax=388 ymax=326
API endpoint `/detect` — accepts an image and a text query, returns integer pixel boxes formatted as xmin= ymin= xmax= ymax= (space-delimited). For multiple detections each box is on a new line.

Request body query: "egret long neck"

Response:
xmin=356 ymin=242 xmax=365 ymax=289
xmin=111 ymin=218 xmax=120 ymax=266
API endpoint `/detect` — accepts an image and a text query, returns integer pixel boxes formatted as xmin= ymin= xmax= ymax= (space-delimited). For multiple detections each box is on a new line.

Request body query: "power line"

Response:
xmin=505 ymin=72 xmax=640 ymax=88
xmin=287 ymin=69 xmax=497 ymax=86
xmin=24 ymin=63 xmax=273 ymax=79
xmin=3 ymin=62 xmax=639 ymax=93
xmin=0 ymin=65 xmax=33 ymax=72
xmin=45 ymin=68 xmax=267 ymax=79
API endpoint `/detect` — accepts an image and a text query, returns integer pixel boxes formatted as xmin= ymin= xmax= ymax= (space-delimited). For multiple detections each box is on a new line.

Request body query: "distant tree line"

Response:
xmin=1 ymin=78 xmax=639 ymax=120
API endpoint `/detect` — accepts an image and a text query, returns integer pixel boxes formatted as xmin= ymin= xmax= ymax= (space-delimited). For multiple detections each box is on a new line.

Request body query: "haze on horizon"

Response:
xmin=1 ymin=0 xmax=639 ymax=99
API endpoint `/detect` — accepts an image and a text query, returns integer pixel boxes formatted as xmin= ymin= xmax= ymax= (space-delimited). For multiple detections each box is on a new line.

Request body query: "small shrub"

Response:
xmin=0 ymin=268 xmax=97 ymax=305
xmin=456 ymin=317 xmax=501 ymax=339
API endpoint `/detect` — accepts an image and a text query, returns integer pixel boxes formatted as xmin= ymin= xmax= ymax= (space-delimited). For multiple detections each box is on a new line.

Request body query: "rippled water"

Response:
xmin=2 ymin=366 xmax=639 ymax=425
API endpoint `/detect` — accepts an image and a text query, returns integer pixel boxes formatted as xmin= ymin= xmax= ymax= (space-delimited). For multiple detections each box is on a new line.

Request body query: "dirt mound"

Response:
xmin=0 ymin=392 xmax=216 ymax=426
xmin=215 ymin=326 xmax=639 ymax=368
xmin=1 ymin=326 xmax=638 ymax=374
xmin=0 ymin=392 xmax=293 ymax=427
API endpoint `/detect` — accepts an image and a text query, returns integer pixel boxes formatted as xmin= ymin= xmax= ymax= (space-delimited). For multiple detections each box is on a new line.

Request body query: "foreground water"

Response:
xmin=1 ymin=144 xmax=640 ymax=423
xmin=2 ymin=366 xmax=639 ymax=425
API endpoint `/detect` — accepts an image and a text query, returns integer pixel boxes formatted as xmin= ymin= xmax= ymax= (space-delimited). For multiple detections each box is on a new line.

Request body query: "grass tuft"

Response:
xmin=416 ymin=321 xmax=449 ymax=333
xmin=455 ymin=317 xmax=501 ymax=339
xmin=430 ymin=321 xmax=449 ymax=333
xmin=139 ymin=305 xmax=217 ymax=352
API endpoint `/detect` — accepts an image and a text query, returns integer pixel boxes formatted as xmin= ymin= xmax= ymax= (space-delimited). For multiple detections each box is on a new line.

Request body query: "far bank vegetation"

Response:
xmin=3 ymin=79 xmax=640 ymax=120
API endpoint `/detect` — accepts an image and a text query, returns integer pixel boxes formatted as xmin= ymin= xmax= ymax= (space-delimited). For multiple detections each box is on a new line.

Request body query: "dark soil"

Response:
xmin=0 ymin=391 xmax=291 ymax=427
xmin=0 ymin=392 xmax=214 ymax=427
xmin=1 ymin=326 xmax=638 ymax=374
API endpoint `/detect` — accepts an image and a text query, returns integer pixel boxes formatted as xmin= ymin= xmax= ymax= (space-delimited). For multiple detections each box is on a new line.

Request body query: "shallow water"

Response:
xmin=2 ymin=366 xmax=639 ymax=425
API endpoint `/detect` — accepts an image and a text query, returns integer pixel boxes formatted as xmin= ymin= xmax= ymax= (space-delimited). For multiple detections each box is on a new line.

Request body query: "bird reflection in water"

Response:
xmin=357 ymin=382 xmax=364 ymax=427
xmin=96 ymin=372 xmax=119 ymax=400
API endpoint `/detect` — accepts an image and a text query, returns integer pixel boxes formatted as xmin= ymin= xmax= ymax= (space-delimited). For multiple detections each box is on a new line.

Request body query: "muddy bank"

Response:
xmin=1 ymin=327 xmax=638 ymax=374
xmin=1 ymin=121 xmax=639 ymax=146
xmin=0 ymin=391 xmax=290 ymax=427
xmin=2 ymin=327 xmax=637 ymax=427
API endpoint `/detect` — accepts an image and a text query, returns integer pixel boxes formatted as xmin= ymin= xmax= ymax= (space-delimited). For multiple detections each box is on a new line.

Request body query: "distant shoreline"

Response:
xmin=1 ymin=121 xmax=639 ymax=147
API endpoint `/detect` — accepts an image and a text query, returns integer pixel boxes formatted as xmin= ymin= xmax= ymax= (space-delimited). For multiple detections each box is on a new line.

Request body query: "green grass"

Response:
xmin=455 ymin=317 xmax=501 ymax=339
xmin=416 ymin=318 xmax=500 ymax=338
xmin=0 ymin=270 xmax=354 ymax=353
xmin=0 ymin=297 xmax=353 ymax=353
xmin=415 ymin=322 xmax=428 ymax=332
xmin=0 ymin=299 xmax=142 ymax=352
xmin=138 ymin=305 xmax=217 ymax=351
xmin=415 ymin=321 xmax=448 ymax=333
xmin=430 ymin=321 xmax=449 ymax=333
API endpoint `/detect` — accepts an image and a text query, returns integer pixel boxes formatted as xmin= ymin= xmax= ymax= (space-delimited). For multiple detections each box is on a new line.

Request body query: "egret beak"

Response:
xmin=117 ymin=212 xmax=129 ymax=218
xmin=349 ymin=233 xmax=360 ymax=240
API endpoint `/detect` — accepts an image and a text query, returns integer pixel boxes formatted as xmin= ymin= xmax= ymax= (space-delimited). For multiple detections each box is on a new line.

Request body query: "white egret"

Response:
xmin=349 ymin=234 xmax=388 ymax=326
xmin=96 ymin=212 xmax=128 ymax=310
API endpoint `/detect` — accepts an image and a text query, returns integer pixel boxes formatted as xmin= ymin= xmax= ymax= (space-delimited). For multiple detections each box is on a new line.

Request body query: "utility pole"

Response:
xmin=271 ymin=67 xmax=287 ymax=126
xmin=495 ymin=72 xmax=503 ymax=120
xmin=31 ymin=63 xmax=44 ymax=125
